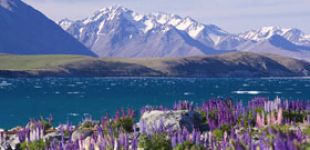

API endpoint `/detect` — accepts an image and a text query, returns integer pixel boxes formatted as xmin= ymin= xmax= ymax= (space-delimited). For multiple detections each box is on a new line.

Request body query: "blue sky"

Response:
xmin=23 ymin=0 xmax=310 ymax=33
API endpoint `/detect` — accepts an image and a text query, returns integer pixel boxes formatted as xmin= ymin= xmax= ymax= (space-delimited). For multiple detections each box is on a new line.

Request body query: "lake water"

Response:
xmin=0 ymin=77 xmax=310 ymax=129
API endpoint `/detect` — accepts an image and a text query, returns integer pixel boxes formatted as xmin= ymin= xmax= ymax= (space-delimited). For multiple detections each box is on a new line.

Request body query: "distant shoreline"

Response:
xmin=1 ymin=52 xmax=310 ymax=78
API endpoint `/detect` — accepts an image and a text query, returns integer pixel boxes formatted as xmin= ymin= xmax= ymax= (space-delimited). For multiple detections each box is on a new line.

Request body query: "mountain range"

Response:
xmin=59 ymin=6 xmax=310 ymax=60
xmin=0 ymin=0 xmax=96 ymax=56
xmin=1 ymin=1 xmax=310 ymax=77
xmin=1 ymin=0 xmax=310 ymax=61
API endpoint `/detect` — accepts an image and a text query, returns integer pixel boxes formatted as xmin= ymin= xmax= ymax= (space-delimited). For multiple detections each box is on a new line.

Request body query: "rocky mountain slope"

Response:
xmin=59 ymin=7 xmax=233 ymax=58
xmin=0 ymin=0 xmax=96 ymax=56
xmin=59 ymin=6 xmax=310 ymax=60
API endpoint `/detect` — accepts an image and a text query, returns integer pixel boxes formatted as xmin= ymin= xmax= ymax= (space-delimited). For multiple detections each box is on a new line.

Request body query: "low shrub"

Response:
xmin=139 ymin=133 xmax=171 ymax=150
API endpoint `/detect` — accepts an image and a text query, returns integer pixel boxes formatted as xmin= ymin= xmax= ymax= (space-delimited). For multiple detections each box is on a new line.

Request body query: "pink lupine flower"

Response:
xmin=277 ymin=108 xmax=283 ymax=125
xmin=256 ymin=113 xmax=264 ymax=128
xmin=270 ymin=111 xmax=276 ymax=125
xmin=223 ymin=131 xmax=228 ymax=142
xmin=256 ymin=113 xmax=261 ymax=127
xmin=267 ymin=113 xmax=271 ymax=126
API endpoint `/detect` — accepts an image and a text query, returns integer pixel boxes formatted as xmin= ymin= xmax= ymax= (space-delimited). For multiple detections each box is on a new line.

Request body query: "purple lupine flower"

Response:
xmin=295 ymin=127 xmax=303 ymax=142
xmin=131 ymin=135 xmax=138 ymax=150
xmin=171 ymin=133 xmax=177 ymax=148
xmin=177 ymin=131 xmax=184 ymax=144
xmin=191 ymin=129 xmax=196 ymax=143
xmin=182 ymin=128 xmax=189 ymax=141
xmin=195 ymin=131 xmax=201 ymax=145
xmin=124 ymin=133 xmax=129 ymax=150
xmin=140 ymin=120 xmax=147 ymax=134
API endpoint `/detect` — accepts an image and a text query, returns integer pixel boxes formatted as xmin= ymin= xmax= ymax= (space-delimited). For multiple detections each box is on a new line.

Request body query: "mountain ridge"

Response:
xmin=59 ymin=6 xmax=310 ymax=59
xmin=0 ymin=0 xmax=97 ymax=56
xmin=0 ymin=52 xmax=310 ymax=77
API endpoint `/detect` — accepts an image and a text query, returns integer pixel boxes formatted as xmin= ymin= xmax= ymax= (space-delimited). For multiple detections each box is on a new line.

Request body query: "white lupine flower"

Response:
xmin=35 ymin=127 xmax=40 ymax=140
xmin=30 ymin=130 xmax=35 ymax=141
xmin=83 ymin=137 xmax=91 ymax=150
xmin=78 ymin=139 xmax=83 ymax=150
xmin=114 ymin=139 xmax=118 ymax=150
xmin=40 ymin=128 xmax=44 ymax=139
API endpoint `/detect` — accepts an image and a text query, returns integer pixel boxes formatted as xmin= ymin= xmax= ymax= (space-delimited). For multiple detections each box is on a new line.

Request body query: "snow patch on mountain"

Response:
xmin=59 ymin=6 xmax=310 ymax=59
xmin=240 ymin=26 xmax=310 ymax=46
xmin=59 ymin=6 xmax=236 ymax=57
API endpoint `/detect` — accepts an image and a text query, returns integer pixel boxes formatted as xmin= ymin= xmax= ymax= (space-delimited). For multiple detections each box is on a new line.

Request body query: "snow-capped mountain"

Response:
xmin=0 ymin=0 xmax=96 ymax=56
xmin=240 ymin=26 xmax=310 ymax=46
xmin=238 ymin=35 xmax=310 ymax=60
xmin=59 ymin=6 xmax=310 ymax=59
xmin=59 ymin=6 xmax=238 ymax=57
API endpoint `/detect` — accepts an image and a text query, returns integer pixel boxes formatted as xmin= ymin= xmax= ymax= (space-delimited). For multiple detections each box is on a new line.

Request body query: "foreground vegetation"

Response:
xmin=1 ymin=97 xmax=310 ymax=150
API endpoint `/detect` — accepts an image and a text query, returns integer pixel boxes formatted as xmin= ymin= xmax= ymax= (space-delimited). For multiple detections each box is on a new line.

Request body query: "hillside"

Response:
xmin=0 ymin=52 xmax=309 ymax=77
xmin=0 ymin=0 xmax=96 ymax=56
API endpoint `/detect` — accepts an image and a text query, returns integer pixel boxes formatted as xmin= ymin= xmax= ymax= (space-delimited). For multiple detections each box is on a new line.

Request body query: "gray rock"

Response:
xmin=0 ymin=141 xmax=10 ymax=150
xmin=1 ymin=134 xmax=20 ymax=150
xmin=71 ymin=130 xmax=93 ymax=142
xmin=8 ymin=135 xmax=20 ymax=150
xmin=8 ymin=127 xmax=22 ymax=132
xmin=139 ymin=110 xmax=203 ymax=133
xmin=43 ymin=131 xmax=63 ymax=142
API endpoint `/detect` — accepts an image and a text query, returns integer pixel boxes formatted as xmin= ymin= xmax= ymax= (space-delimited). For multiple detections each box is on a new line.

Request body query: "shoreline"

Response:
xmin=1 ymin=97 xmax=310 ymax=149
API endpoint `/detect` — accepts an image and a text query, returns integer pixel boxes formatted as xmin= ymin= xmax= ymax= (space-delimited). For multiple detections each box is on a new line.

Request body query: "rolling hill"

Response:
xmin=0 ymin=52 xmax=310 ymax=77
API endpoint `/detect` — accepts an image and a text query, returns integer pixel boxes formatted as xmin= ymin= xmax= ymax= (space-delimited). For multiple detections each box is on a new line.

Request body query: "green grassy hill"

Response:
xmin=0 ymin=55 xmax=91 ymax=70
xmin=0 ymin=52 xmax=310 ymax=77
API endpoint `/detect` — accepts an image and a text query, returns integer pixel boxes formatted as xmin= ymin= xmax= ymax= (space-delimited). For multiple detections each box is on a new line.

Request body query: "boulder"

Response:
xmin=0 ymin=134 xmax=20 ymax=150
xmin=8 ymin=127 xmax=22 ymax=132
xmin=71 ymin=129 xmax=93 ymax=142
xmin=139 ymin=110 xmax=203 ymax=133
xmin=8 ymin=135 xmax=20 ymax=150
xmin=43 ymin=131 xmax=63 ymax=142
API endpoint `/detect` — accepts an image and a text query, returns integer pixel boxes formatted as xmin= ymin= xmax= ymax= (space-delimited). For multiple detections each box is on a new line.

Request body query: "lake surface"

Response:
xmin=0 ymin=77 xmax=310 ymax=129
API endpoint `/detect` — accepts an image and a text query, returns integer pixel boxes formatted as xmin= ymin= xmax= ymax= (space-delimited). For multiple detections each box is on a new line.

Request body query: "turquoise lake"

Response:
xmin=0 ymin=77 xmax=310 ymax=129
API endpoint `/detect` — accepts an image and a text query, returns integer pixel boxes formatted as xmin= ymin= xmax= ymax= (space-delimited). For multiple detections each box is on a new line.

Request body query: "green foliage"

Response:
xmin=237 ymin=111 xmax=255 ymax=127
xmin=208 ymin=110 xmax=218 ymax=120
xmin=220 ymin=124 xmax=231 ymax=134
xmin=303 ymin=126 xmax=310 ymax=136
xmin=79 ymin=121 xmax=96 ymax=130
xmin=300 ymin=143 xmax=310 ymax=150
xmin=0 ymin=55 xmax=88 ymax=70
xmin=138 ymin=133 xmax=172 ymax=150
xmin=277 ymin=125 xmax=290 ymax=134
xmin=255 ymin=107 xmax=264 ymax=114
xmin=283 ymin=111 xmax=305 ymax=123
xmin=173 ymin=141 xmax=204 ymax=150
xmin=199 ymin=110 xmax=207 ymax=123
xmin=20 ymin=140 xmax=46 ymax=150
xmin=40 ymin=119 xmax=52 ymax=130
xmin=115 ymin=117 xmax=134 ymax=133
xmin=213 ymin=129 xmax=224 ymax=141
